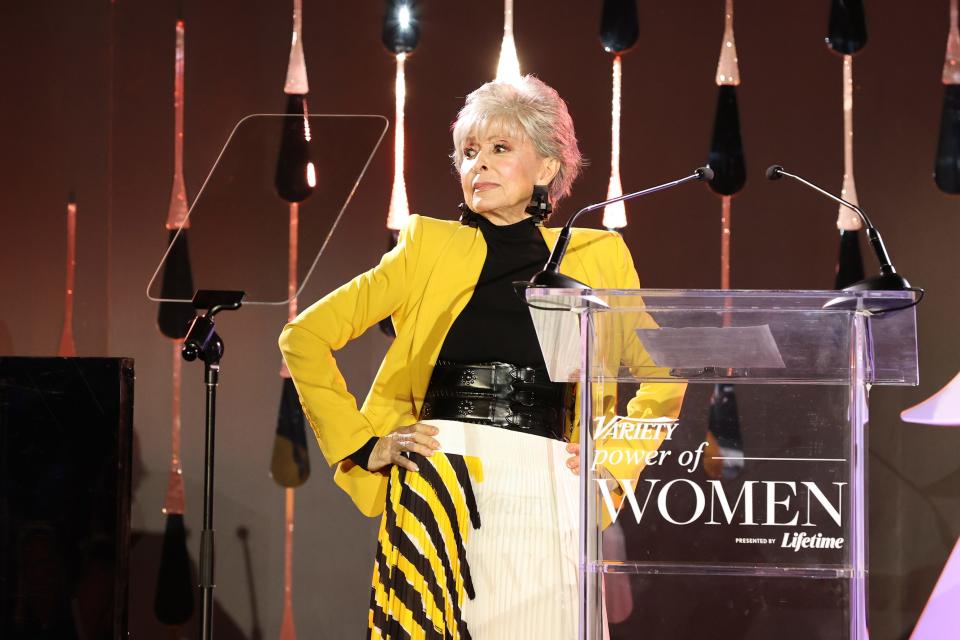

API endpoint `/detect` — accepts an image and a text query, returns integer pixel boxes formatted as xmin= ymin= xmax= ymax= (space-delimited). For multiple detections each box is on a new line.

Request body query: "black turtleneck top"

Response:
xmin=437 ymin=213 xmax=550 ymax=367
xmin=348 ymin=212 xmax=552 ymax=469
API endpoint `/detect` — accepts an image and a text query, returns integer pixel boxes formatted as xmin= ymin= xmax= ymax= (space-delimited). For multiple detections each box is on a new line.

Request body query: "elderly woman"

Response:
xmin=280 ymin=76 xmax=683 ymax=639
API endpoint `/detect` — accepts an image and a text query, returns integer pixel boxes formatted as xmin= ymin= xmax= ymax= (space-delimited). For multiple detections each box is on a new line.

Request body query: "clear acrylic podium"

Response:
xmin=525 ymin=288 xmax=919 ymax=640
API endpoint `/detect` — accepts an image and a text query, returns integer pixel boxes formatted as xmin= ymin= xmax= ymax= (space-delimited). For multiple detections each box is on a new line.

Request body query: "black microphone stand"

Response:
xmin=765 ymin=165 xmax=911 ymax=292
xmin=181 ymin=289 xmax=245 ymax=640
xmin=529 ymin=166 xmax=714 ymax=289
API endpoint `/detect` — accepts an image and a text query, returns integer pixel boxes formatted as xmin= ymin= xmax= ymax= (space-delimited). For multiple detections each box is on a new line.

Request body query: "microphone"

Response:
xmin=529 ymin=166 xmax=714 ymax=289
xmin=764 ymin=165 xmax=912 ymax=292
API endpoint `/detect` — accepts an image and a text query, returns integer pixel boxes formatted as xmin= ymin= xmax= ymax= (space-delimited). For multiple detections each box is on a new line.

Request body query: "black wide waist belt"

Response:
xmin=421 ymin=361 xmax=570 ymax=441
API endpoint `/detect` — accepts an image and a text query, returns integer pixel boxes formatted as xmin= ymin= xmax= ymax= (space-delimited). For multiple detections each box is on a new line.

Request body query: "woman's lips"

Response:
xmin=473 ymin=182 xmax=498 ymax=192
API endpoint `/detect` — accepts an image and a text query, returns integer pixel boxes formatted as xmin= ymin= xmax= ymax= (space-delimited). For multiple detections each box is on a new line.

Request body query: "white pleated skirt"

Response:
xmin=367 ymin=419 xmax=581 ymax=640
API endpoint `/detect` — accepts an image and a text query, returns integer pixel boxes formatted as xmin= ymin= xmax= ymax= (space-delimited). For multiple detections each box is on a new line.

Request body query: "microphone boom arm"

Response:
xmin=769 ymin=165 xmax=899 ymax=280
xmin=531 ymin=167 xmax=713 ymax=289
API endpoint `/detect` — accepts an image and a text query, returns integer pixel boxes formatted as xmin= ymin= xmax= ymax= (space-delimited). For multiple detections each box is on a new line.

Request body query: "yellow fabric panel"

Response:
xmin=371 ymin=457 xmax=479 ymax=639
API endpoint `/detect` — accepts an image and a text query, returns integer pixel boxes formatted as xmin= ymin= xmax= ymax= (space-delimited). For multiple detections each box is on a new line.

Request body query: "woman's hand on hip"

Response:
xmin=565 ymin=442 xmax=622 ymax=495
xmin=565 ymin=443 xmax=581 ymax=475
xmin=367 ymin=423 xmax=440 ymax=473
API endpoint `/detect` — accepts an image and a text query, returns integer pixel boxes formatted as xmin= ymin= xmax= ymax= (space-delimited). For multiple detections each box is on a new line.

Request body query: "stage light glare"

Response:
xmin=306 ymin=162 xmax=317 ymax=188
xmin=398 ymin=5 xmax=412 ymax=30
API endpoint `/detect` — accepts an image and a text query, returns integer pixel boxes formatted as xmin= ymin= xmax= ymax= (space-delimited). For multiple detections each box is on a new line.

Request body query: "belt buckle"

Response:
xmin=514 ymin=389 xmax=536 ymax=407
xmin=506 ymin=412 xmax=536 ymax=430
xmin=511 ymin=366 xmax=537 ymax=384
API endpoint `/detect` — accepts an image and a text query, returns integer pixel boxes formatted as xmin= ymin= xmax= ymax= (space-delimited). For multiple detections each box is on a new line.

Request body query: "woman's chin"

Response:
xmin=469 ymin=198 xmax=494 ymax=214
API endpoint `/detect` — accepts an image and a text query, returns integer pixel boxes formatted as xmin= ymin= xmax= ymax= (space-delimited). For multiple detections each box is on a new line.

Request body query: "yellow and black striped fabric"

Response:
xmin=368 ymin=451 xmax=483 ymax=640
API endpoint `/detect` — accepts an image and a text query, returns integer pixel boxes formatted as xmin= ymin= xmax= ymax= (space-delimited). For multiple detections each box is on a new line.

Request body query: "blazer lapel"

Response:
xmin=408 ymin=224 xmax=487 ymax=416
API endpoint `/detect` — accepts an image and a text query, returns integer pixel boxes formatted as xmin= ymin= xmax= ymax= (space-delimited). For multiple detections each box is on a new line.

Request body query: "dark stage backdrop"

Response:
xmin=1 ymin=1 xmax=958 ymax=638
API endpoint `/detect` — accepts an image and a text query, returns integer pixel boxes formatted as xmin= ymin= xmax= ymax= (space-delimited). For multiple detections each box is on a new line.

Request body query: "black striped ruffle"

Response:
xmin=367 ymin=451 xmax=481 ymax=640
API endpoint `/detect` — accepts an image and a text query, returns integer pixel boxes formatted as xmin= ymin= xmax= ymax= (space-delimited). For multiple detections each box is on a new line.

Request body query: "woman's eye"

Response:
xmin=494 ymin=143 xmax=508 ymax=153
xmin=464 ymin=148 xmax=477 ymax=158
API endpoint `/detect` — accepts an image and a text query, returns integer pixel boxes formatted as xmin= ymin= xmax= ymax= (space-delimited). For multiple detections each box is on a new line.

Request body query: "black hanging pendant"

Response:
xmin=935 ymin=84 xmax=960 ymax=193
xmin=382 ymin=0 xmax=419 ymax=54
xmin=826 ymin=0 xmax=868 ymax=55
xmin=704 ymin=383 xmax=744 ymax=480
xmin=599 ymin=0 xmax=639 ymax=54
xmin=378 ymin=230 xmax=401 ymax=338
xmin=275 ymin=94 xmax=315 ymax=203
xmin=154 ymin=513 xmax=196 ymax=625
xmin=707 ymin=85 xmax=747 ymax=196
xmin=834 ymin=229 xmax=865 ymax=288
xmin=270 ymin=377 xmax=311 ymax=487
xmin=157 ymin=229 xmax=195 ymax=339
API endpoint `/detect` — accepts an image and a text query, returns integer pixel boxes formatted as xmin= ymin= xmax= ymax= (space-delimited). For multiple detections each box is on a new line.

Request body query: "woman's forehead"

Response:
xmin=463 ymin=116 xmax=526 ymax=143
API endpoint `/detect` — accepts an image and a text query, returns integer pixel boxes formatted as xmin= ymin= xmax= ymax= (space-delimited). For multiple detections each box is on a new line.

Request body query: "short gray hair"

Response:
xmin=451 ymin=75 xmax=583 ymax=204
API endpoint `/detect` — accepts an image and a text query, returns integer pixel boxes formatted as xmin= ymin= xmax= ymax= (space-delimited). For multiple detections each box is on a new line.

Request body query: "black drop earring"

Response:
xmin=525 ymin=185 xmax=552 ymax=221
xmin=458 ymin=202 xmax=481 ymax=227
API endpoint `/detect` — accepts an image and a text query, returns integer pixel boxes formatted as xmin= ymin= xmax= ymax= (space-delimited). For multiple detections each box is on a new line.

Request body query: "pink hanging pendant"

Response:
xmin=496 ymin=0 xmax=521 ymax=81
xmin=58 ymin=195 xmax=78 ymax=357
xmin=603 ymin=55 xmax=627 ymax=230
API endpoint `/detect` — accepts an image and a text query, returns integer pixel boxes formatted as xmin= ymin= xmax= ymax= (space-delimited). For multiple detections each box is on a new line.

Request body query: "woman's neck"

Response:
xmin=479 ymin=206 xmax=531 ymax=226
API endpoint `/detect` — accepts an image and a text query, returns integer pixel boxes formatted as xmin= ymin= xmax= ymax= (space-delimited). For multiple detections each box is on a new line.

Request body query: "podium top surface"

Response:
xmin=524 ymin=287 xmax=918 ymax=312
xmin=524 ymin=288 xmax=919 ymax=385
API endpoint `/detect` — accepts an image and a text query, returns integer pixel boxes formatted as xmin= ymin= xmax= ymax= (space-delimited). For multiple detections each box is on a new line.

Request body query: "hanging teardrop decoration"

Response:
xmin=496 ymin=0 xmax=521 ymax=82
xmin=382 ymin=0 xmax=419 ymax=54
xmin=276 ymin=94 xmax=316 ymax=203
xmin=707 ymin=87 xmax=746 ymax=196
xmin=157 ymin=229 xmax=195 ymax=338
xmin=704 ymin=0 xmax=744 ymax=480
xmin=154 ymin=10 xmax=195 ymax=629
xmin=154 ymin=344 xmax=194 ymax=627
xmin=905 ymin=0 xmax=960 ymax=432
xmin=272 ymin=202 xmax=311 ymax=490
xmin=703 ymin=384 xmax=745 ymax=480
xmin=826 ymin=0 xmax=868 ymax=55
xmin=599 ymin=1 xmax=637 ymax=230
xmin=935 ymin=0 xmax=960 ymax=193
xmin=271 ymin=203 xmax=309 ymax=640
xmin=386 ymin=53 xmax=410 ymax=237
xmin=157 ymin=15 xmax=195 ymax=340
xmin=58 ymin=194 xmax=78 ymax=356
xmin=599 ymin=9 xmax=641 ymax=615
xmin=603 ymin=55 xmax=627 ymax=230
xmin=600 ymin=0 xmax=639 ymax=54
xmin=275 ymin=0 xmax=316 ymax=204
xmin=271 ymin=4 xmax=315 ymax=638
xmin=707 ymin=1 xmax=745 ymax=196
xmin=835 ymin=226 xmax=866 ymax=287
xmin=379 ymin=2 xmax=419 ymax=337
xmin=828 ymin=2 xmax=867 ymax=287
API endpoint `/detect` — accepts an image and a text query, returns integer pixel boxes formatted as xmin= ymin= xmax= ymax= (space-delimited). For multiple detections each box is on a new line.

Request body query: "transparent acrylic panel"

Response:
xmin=585 ymin=379 xmax=858 ymax=639
xmin=147 ymin=114 xmax=388 ymax=305
xmin=595 ymin=381 xmax=851 ymax=575
xmin=560 ymin=293 xmax=887 ymax=639
xmin=526 ymin=288 xmax=918 ymax=386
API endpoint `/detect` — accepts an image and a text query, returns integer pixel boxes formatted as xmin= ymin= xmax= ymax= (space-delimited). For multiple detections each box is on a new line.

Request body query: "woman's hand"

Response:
xmin=565 ymin=443 xmax=581 ymax=475
xmin=565 ymin=442 xmax=622 ymax=495
xmin=367 ymin=423 xmax=440 ymax=473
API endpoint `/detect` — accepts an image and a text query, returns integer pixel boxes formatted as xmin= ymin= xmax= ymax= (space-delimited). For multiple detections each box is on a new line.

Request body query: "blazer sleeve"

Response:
xmin=278 ymin=214 xmax=423 ymax=467
xmin=595 ymin=232 xmax=687 ymax=491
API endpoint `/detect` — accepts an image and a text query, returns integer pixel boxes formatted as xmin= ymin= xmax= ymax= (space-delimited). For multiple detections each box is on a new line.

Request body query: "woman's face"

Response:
xmin=459 ymin=122 xmax=559 ymax=225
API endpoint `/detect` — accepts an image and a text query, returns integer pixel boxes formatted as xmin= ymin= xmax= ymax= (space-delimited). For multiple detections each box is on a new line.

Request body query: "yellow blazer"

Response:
xmin=279 ymin=214 xmax=685 ymax=516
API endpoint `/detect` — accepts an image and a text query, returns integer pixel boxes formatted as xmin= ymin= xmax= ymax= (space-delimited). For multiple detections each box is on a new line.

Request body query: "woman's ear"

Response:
xmin=537 ymin=156 xmax=561 ymax=186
